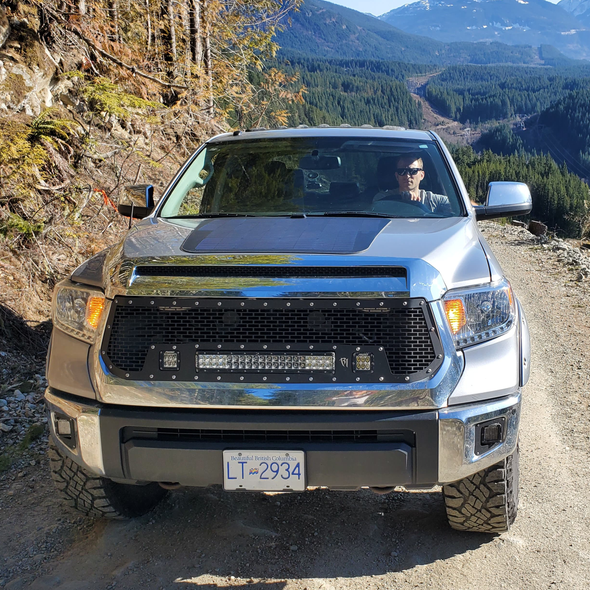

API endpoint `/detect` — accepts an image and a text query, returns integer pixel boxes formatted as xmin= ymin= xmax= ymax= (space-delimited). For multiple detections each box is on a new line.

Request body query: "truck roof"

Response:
xmin=207 ymin=126 xmax=435 ymax=143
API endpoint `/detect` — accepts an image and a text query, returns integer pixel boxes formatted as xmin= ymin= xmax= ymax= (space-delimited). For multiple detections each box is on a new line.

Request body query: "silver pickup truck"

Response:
xmin=45 ymin=127 xmax=531 ymax=532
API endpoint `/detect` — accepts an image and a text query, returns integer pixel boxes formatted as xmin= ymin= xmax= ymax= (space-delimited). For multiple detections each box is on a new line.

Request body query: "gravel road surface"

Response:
xmin=1 ymin=222 xmax=589 ymax=590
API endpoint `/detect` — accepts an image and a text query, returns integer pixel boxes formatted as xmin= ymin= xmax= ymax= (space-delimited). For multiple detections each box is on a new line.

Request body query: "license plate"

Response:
xmin=223 ymin=450 xmax=306 ymax=491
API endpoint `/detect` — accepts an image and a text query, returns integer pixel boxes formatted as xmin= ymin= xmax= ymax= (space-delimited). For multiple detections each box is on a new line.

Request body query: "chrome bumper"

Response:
xmin=45 ymin=388 xmax=520 ymax=486
xmin=438 ymin=392 xmax=520 ymax=483
xmin=45 ymin=389 xmax=106 ymax=476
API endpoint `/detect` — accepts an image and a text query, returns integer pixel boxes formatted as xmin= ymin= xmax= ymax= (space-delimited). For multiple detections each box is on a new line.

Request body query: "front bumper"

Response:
xmin=45 ymin=388 xmax=520 ymax=487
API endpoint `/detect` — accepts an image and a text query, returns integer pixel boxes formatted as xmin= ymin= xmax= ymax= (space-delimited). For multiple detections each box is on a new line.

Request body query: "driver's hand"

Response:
xmin=400 ymin=191 xmax=421 ymax=202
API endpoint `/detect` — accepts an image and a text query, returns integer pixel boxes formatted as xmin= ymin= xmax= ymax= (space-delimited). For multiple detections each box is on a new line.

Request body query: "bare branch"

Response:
xmin=40 ymin=4 xmax=190 ymax=90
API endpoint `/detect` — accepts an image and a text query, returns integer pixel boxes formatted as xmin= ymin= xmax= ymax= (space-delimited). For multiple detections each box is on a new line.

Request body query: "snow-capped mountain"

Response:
xmin=559 ymin=0 xmax=590 ymax=25
xmin=275 ymin=0 xmax=575 ymax=65
xmin=380 ymin=0 xmax=590 ymax=60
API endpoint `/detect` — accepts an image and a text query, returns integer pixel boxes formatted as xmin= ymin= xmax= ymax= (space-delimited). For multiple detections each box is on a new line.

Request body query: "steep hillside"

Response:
xmin=537 ymin=88 xmax=590 ymax=176
xmin=422 ymin=64 xmax=590 ymax=123
xmin=0 ymin=4 xmax=223 ymax=344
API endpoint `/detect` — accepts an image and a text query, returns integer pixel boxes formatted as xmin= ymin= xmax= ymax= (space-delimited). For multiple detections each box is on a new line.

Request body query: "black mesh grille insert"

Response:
xmin=135 ymin=266 xmax=406 ymax=278
xmin=105 ymin=298 xmax=437 ymax=376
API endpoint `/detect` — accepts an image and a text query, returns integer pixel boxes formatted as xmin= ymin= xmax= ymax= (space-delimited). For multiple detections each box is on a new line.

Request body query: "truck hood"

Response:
xmin=72 ymin=216 xmax=491 ymax=301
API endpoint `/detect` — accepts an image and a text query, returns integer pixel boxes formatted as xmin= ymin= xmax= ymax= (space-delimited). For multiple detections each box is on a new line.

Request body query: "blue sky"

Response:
xmin=328 ymin=0 xmax=561 ymax=17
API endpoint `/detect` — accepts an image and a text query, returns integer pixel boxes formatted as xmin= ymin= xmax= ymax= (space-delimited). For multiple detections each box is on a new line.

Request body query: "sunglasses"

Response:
xmin=395 ymin=167 xmax=423 ymax=176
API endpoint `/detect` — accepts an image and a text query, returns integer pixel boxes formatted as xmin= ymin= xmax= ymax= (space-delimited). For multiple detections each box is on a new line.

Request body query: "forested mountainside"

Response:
xmin=276 ymin=57 xmax=430 ymax=128
xmin=538 ymin=90 xmax=590 ymax=174
xmin=453 ymin=146 xmax=588 ymax=237
xmin=476 ymin=103 xmax=590 ymax=183
xmin=420 ymin=64 xmax=590 ymax=190
xmin=424 ymin=64 xmax=590 ymax=123
xmin=274 ymin=0 xmax=569 ymax=66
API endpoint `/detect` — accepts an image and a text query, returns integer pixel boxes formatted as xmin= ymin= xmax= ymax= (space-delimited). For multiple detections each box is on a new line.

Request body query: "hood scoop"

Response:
xmin=135 ymin=265 xmax=406 ymax=278
xmin=181 ymin=217 xmax=390 ymax=254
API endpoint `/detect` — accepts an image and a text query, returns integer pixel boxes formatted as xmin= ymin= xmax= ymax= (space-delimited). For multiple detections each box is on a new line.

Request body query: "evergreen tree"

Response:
xmin=452 ymin=145 xmax=589 ymax=237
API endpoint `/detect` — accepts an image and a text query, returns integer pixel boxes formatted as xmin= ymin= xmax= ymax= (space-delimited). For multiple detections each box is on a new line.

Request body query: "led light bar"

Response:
xmin=196 ymin=353 xmax=335 ymax=372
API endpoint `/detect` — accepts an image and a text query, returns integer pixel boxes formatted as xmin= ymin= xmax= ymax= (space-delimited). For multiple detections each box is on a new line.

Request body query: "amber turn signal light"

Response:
xmin=86 ymin=296 xmax=106 ymax=329
xmin=444 ymin=299 xmax=466 ymax=334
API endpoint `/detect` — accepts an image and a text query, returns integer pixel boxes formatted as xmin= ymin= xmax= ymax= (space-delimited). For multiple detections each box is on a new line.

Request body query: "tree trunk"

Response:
xmin=180 ymin=0 xmax=191 ymax=78
xmin=145 ymin=0 xmax=152 ymax=56
xmin=158 ymin=0 xmax=176 ymax=80
xmin=167 ymin=0 xmax=178 ymax=76
xmin=108 ymin=0 xmax=120 ymax=43
xmin=190 ymin=0 xmax=202 ymax=65
xmin=202 ymin=0 xmax=213 ymax=117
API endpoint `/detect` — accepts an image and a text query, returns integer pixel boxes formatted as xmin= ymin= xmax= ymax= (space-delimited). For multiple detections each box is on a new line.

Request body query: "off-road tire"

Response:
xmin=48 ymin=437 xmax=167 ymax=519
xmin=442 ymin=444 xmax=519 ymax=533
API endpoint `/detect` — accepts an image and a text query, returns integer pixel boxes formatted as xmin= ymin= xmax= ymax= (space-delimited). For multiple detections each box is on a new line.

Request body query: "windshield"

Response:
xmin=159 ymin=136 xmax=464 ymax=219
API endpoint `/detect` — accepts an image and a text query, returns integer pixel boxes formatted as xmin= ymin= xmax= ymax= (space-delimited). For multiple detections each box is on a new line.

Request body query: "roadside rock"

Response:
xmin=0 ymin=18 xmax=57 ymax=115
xmin=481 ymin=221 xmax=590 ymax=281
xmin=528 ymin=220 xmax=548 ymax=236
xmin=549 ymin=238 xmax=590 ymax=279
xmin=0 ymin=7 xmax=10 ymax=50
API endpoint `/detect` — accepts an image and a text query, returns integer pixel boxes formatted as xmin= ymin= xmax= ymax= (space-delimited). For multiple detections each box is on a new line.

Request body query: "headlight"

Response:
xmin=52 ymin=284 xmax=106 ymax=343
xmin=443 ymin=279 xmax=515 ymax=349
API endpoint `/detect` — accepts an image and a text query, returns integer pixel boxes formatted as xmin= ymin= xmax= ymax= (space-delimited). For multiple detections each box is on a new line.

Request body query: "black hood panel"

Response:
xmin=181 ymin=217 xmax=390 ymax=254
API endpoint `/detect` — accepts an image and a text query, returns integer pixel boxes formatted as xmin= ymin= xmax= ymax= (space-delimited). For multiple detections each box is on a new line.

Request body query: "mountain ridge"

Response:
xmin=380 ymin=0 xmax=590 ymax=60
xmin=276 ymin=0 xmax=576 ymax=65
xmin=559 ymin=0 xmax=590 ymax=25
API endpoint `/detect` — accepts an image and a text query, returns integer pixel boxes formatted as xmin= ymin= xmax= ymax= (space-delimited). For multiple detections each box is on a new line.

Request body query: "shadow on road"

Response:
xmin=38 ymin=486 xmax=496 ymax=589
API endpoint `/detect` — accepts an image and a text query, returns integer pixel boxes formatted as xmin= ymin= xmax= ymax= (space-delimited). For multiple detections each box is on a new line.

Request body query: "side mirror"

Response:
xmin=475 ymin=182 xmax=532 ymax=221
xmin=117 ymin=184 xmax=155 ymax=219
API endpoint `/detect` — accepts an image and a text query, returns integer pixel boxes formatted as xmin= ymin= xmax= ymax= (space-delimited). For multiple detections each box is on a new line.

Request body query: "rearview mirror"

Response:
xmin=118 ymin=184 xmax=155 ymax=219
xmin=475 ymin=182 xmax=532 ymax=220
xmin=299 ymin=155 xmax=341 ymax=170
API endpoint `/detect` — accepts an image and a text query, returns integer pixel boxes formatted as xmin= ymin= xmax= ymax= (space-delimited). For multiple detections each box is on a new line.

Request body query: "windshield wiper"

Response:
xmin=316 ymin=211 xmax=449 ymax=219
xmin=168 ymin=212 xmax=400 ymax=219
xmin=313 ymin=211 xmax=397 ymax=218
xmin=166 ymin=213 xmax=257 ymax=218
xmin=167 ymin=212 xmax=311 ymax=219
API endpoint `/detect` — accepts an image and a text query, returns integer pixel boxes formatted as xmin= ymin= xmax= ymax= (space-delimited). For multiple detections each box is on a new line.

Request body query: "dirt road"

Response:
xmin=1 ymin=223 xmax=590 ymax=590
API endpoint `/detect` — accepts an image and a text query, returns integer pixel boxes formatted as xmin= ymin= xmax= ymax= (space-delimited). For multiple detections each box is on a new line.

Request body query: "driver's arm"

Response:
xmin=424 ymin=191 xmax=451 ymax=214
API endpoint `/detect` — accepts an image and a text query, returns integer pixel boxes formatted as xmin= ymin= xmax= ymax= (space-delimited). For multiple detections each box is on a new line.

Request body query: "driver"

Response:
xmin=373 ymin=155 xmax=451 ymax=214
